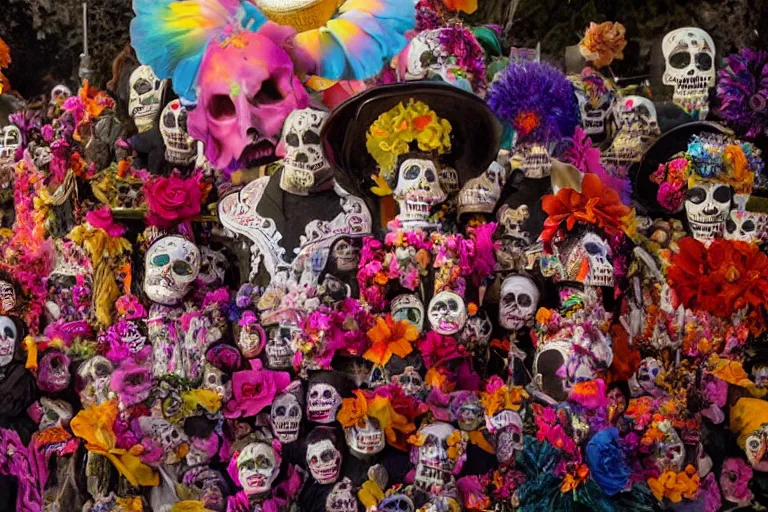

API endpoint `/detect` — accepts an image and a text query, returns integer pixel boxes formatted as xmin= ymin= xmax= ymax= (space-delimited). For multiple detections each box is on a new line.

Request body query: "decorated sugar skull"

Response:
xmin=160 ymin=100 xmax=197 ymax=166
xmin=514 ymin=143 xmax=551 ymax=179
xmin=427 ymin=291 xmax=467 ymax=335
xmin=188 ymin=31 xmax=310 ymax=169
xmin=201 ymin=363 xmax=231 ymax=402
xmin=139 ymin=416 xmax=189 ymax=464
xmin=265 ymin=325 xmax=296 ymax=369
xmin=654 ymin=422 xmax=686 ymax=472
xmin=38 ymin=349 xmax=71 ymax=393
xmin=486 ymin=409 xmax=523 ymax=466
xmin=307 ymin=379 xmax=342 ymax=424
xmin=744 ymin=424 xmax=768 ymax=471
xmin=725 ymin=209 xmax=767 ymax=243
xmin=460 ymin=310 xmax=493 ymax=350
xmin=497 ymin=204 xmax=531 ymax=245
xmin=326 ymin=477 xmax=357 ymax=512
xmin=306 ymin=428 xmax=343 ymax=483
xmin=50 ymin=84 xmax=72 ymax=107
xmin=198 ymin=246 xmax=228 ymax=287
xmin=413 ymin=421 xmax=463 ymax=492
xmin=403 ymin=30 xmax=447 ymax=81
xmin=570 ymin=68 xmax=616 ymax=137
xmin=662 ymin=27 xmax=716 ymax=118
xmin=0 ymin=315 xmax=17 ymax=368
xmin=76 ymin=355 xmax=114 ymax=406
xmin=330 ymin=237 xmax=360 ymax=273
xmin=554 ymin=230 xmax=614 ymax=287
xmin=629 ymin=357 xmax=663 ymax=398
xmin=345 ymin=415 xmax=386 ymax=458
xmin=392 ymin=366 xmax=424 ymax=396
xmin=270 ymin=389 xmax=302 ymax=443
xmin=237 ymin=442 xmax=279 ymax=495
xmin=379 ymin=494 xmax=415 ymax=512
xmin=457 ymin=161 xmax=506 ymax=215
xmin=128 ymin=65 xmax=168 ymax=132
xmin=237 ymin=317 xmax=266 ymax=359
xmin=685 ymin=181 xmax=731 ymax=241
xmin=0 ymin=125 xmax=21 ymax=171
xmin=392 ymin=157 xmax=447 ymax=229
xmin=439 ymin=165 xmax=460 ymax=195
xmin=499 ymin=275 xmax=540 ymax=331
xmin=451 ymin=392 xmax=484 ymax=432
xmin=605 ymin=96 xmax=660 ymax=163
xmin=183 ymin=468 xmax=227 ymax=512
xmin=391 ymin=293 xmax=425 ymax=333
xmin=278 ymin=108 xmax=332 ymax=195
xmin=0 ymin=281 xmax=15 ymax=315
xmin=144 ymin=235 xmax=201 ymax=305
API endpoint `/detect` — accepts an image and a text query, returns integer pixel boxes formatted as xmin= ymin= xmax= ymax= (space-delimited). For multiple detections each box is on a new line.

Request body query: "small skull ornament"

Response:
xmin=50 ymin=84 xmax=72 ymax=107
xmin=330 ymin=238 xmax=360 ymax=273
xmin=76 ymin=355 xmax=115 ymax=406
xmin=392 ymin=158 xmax=447 ymax=229
xmin=457 ymin=161 xmax=506 ymax=216
xmin=499 ymin=275 xmax=540 ymax=331
xmin=160 ymin=100 xmax=197 ymax=166
xmin=237 ymin=442 xmax=279 ymax=496
xmin=427 ymin=291 xmax=467 ymax=335
xmin=654 ymin=422 xmax=686 ymax=472
xmin=0 ymin=280 xmax=15 ymax=314
xmin=307 ymin=383 xmax=342 ymax=423
xmin=629 ymin=357 xmax=663 ymax=398
xmin=486 ymin=409 xmax=523 ymax=466
xmin=325 ymin=478 xmax=357 ymax=512
xmin=279 ymin=108 xmax=331 ymax=195
xmin=306 ymin=436 xmax=342 ymax=484
xmin=0 ymin=125 xmax=21 ymax=171
xmin=662 ymin=27 xmax=716 ymax=118
xmin=392 ymin=366 xmax=424 ymax=396
xmin=725 ymin=210 xmax=767 ymax=243
xmin=391 ymin=293 xmax=425 ymax=334
xmin=685 ymin=182 xmax=731 ymax=241
xmin=198 ymin=246 xmax=228 ymax=287
xmin=745 ymin=424 xmax=768 ymax=471
xmin=35 ymin=397 xmax=74 ymax=431
xmin=201 ymin=363 xmax=231 ymax=401
xmin=345 ymin=416 xmax=386 ymax=458
xmin=265 ymin=325 xmax=296 ymax=369
xmin=128 ymin=65 xmax=168 ymax=132
xmin=270 ymin=391 xmax=302 ymax=443
xmin=514 ymin=143 xmax=551 ymax=178
xmin=414 ymin=422 xmax=463 ymax=493
xmin=144 ymin=236 xmax=201 ymax=305
xmin=0 ymin=315 xmax=17 ymax=368
xmin=379 ymin=495 xmax=415 ymax=512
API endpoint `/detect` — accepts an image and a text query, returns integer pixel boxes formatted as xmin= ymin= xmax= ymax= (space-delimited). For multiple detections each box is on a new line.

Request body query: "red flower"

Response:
xmin=144 ymin=174 xmax=202 ymax=228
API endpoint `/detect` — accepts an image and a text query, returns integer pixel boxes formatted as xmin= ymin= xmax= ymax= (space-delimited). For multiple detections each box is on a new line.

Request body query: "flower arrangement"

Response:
xmin=578 ymin=22 xmax=628 ymax=69
xmin=480 ymin=376 xmax=528 ymax=418
xmin=717 ymin=47 xmax=768 ymax=138
xmin=339 ymin=386 xmax=419 ymax=451
xmin=647 ymin=465 xmax=700 ymax=503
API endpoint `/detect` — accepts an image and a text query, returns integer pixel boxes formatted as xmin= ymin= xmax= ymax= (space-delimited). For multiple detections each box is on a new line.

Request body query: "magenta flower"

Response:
xmin=224 ymin=359 xmax=291 ymax=418
xmin=720 ymin=457 xmax=753 ymax=506
xmin=86 ymin=206 xmax=125 ymax=237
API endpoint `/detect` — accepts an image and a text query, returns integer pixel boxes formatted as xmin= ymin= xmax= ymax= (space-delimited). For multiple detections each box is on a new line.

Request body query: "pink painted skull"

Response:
xmin=189 ymin=31 xmax=310 ymax=169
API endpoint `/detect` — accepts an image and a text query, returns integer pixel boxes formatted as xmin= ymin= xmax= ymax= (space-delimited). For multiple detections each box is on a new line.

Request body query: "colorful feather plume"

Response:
xmin=486 ymin=61 xmax=581 ymax=145
xmin=717 ymin=47 xmax=768 ymax=138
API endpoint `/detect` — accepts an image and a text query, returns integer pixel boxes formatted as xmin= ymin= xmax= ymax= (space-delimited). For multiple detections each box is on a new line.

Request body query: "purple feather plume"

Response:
xmin=717 ymin=47 xmax=768 ymax=138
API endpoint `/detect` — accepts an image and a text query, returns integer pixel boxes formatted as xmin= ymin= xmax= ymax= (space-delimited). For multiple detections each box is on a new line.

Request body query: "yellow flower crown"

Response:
xmin=366 ymin=99 xmax=453 ymax=187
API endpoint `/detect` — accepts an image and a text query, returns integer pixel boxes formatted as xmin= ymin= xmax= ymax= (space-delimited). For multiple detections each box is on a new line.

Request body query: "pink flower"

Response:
xmin=224 ymin=359 xmax=291 ymax=418
xmin=485 ymin=375 xmax=504 ymax=394
xmin=144 ymin=173 xmax=202 ymax=228
xmin=419 ymin=332 xmax=461 ymax=369
xmin=116 ymin=295 xmax=147 ymax=319
xmin=720 ymin=457 xmax=753 ymax=506
xmin=41 ymin=125 xmax=54 ymax=142
xmin=86 ymin=206 xmax=125 ymax=237
xmin=657 ymin=181 xmax=687 ymax=212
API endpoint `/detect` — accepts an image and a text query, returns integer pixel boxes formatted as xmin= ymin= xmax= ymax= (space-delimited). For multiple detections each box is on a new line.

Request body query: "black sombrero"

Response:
xmin=322 ymin=82 xmax=502 ymax=198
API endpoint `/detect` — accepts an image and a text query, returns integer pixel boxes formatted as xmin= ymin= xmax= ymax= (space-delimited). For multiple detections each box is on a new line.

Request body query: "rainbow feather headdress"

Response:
xmin=130 ymin=0 xmax=415 ymax=103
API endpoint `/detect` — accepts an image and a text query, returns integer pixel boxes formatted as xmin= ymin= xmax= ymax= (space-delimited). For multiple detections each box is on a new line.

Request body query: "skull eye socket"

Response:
xmin=178 ymin=110 xmax=188 ymax=132
xmin=209 ymin=95 xmax=236 ymax=119
xmin=275 ymin=406 xmax=286 ymax=415
xmin=322 ymin=389 xmax=332 ymax=399
xmin=321 ymin=450 xmax=335 ymax=462
xmin=134 ymin=79 xmax=153 ymax=95
xmin=424 ymin=169 xmax=436 ymax=183
xmin=289 ymin=406 xmax=299 ymax=417
xmin=669 ymin=51 xmax=691 ymax=69
xmin=743 ymin=220 xmax=756 ymax=232
xmin=3 ymin=326 xmax=15 ymax=339
xmin=512 ymin=431 xmax=521 ymax=444
xmin=517 ymin=293 xmax=532 ymax=308
xmin=695 ymin=52 xmax=713 ymax=71
xmin=404 ymin=165 xmax=420 ymax=180
xmin=686 ymin=187 xmax=706 ymax=204
xmin=172 ymin=261 xmax=194 ymax=276
xmin=285 ymin=132 xmax=300 ymax=147
xmin=713 ymin=185 xmax=732 ymax=203
xmin=584 ymin=242 xmax=602 ymax=255
xmin=251 ymin=77 xmax=284 ymax=105
xmin=151 ymin=254 xmax=170 ymax=266
xmin=163 ymin=111 xmax=177 ymax=129
xmin=302 ymin=130 xmax=320 ymax=145
xmin=726 ymin=219 xmax=737 ymax=233
xmin=447 ymin=299 xmax=458 ymax=312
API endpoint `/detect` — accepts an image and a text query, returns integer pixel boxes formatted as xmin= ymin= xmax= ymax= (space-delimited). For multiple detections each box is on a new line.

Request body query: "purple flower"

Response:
xmin=717 ymin=47 xmax=768 ymax=138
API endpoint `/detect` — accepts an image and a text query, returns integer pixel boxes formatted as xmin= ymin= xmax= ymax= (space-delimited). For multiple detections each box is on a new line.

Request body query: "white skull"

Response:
xmin=0 ymin=280 xmax=15 ymax=314
xmin=685 ymin=182 xmax=731 ymax=241
xmin=458 ymin=161 xmax=506 ymax=215
xmin=139 ymin=416 xmax=188 ymax=464
xmin=725 ymin=210 xmax=767 ymax=243
xmin=499 ymin=275 xmax=540 ymax=331
xmin=497 ymin=204 xmax=531 ymax=244
xmin=581 ymin=232 xmax=614 ymax=287
xmin=379 ymin=494 xmax=415 ymax=512
xmin=279 ymin=108 xmax=330 ymax=195
xmin=655 ymin=422 xmax=686 ymax=472
xmin=237 ymin=323 xmax=265 ymax=359
xmin=605 ymin=96 xmax=660 ymax=163
xmin=37 ymin=397 xmax=74 ymax=431
xmin=439 ymin=166 xmax=460 ymax=195
xmin=128 ymin=65 xmax=168 ymax=132
xmin=392 ymin=158 xmax=447 ymax=229
xmin=306 ymin=438 xmax=342 ymax=484
xmin=270 ymin=391 xmax=302 ymax=443
xmin=0 ymin=316 xmax=16 ymax=368
xmin=514 ymin=143 xmax=551 ymax=178
xmin=50 ymin=84 xmax=72 ymax=106
xmin=76 ymin=355 xmax=114 ymax=406
xmin=307 ymin=383 xmax=342 ymax=423
xmin=331 ymin=238 xmax=359 ymax=273
xmin=197 ymin=246 xmax=227 ymax=287
xmin=160 ymin=100 xmax=196 ymax=166
xmin=265 ymin=325 xmax=296 ymax=369
xmin=237 ymin=442 xmax=278 ymax=496
xmin=404 ymin=30 xmax=447 ymax=81
xmin=629 ymin=357 xmax=663 ymax=398
xmin=144 ymin=236 xmax=201 ymax=305
xmin=662 ymin=27 xmax=716 ymax=118
xmin=391 ymin=293 xmax=424 ymax=333
xmin=325 ymin=478 xmax=357 ymax=512
xmin=460 ymin=311 xmax=493 ymax=349
xmin=201 ymin=363 xmax=231 ymax=402
xmin=414 ymin=422 xmax=460 ymax=493
xmin=0 ymin=125 xmax=21 ymax=170
xmin=572 ymin=72 xmax=615 ymax=136
xmin=427 ymin=291 xmax=467 ymax=336
xmin=345 ymin=416 xmax=386 ymax=458
xmin=454 ymin=396 xmax=484 ymax=432
xmin=392 ymin=366 xmax=424 ymax=396
xmin=488 ymin=409 xmax=523 ymax=465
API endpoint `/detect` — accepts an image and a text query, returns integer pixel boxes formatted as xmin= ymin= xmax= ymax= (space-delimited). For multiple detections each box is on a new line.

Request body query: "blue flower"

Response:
xmin=585 ymin=427 xmax=631 ymax=496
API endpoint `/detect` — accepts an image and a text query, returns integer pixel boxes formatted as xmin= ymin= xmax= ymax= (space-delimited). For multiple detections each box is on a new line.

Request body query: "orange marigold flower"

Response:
xmin=579 ymin=21 xmax=628 ymax=68
xmin=364 ymin=315 xmax=417 ymax=366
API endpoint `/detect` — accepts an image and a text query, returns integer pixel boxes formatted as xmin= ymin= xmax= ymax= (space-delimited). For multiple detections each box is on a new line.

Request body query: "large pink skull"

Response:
xmin=189 ymin=31 xmax=310 ymax=169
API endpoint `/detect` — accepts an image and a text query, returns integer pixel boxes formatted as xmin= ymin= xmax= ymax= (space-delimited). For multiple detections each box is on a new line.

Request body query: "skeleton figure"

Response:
xmin=662 ymin=27 xmax=716 ymax=119
xmin=685 ymin=182 xmax=731 ymax=241
xmin=326 ymin=478 xmax=357 ymax=512
xmin=76 ymin=355 xmax=115 ymax=407
xmin=160 ymin=100 xmax=197 ymax=166
xmin=0 ymin=316 xmax=16 ymax=368
xmin=270 ymin=390 xmax=302 ymax=443
xmin=0 ymin=125 xmax=21 ymax=172
xmin=486 ymin=409 xmax=523 ymax=466
xmin=237 ymin=442 xmax=279 ymax=496
xmin=50 ymin=84 xmax=72 ymax=107
xmin=499 ymin=275 xmax=540 ymax=331
xmin=345 ymin=415 xmax=386 ymax=457
xmin=306 ymin=433 xmax=342 ymax=484
xmin=279 ymin=108 xmax=332 ymax=195
xmin=725 ymin=209 xmax=767 ymax=243
xmin=306 ymin=382 xmax=342 ymax=424
xmin=391 ymin=293 xmax=425 ymax=334
xmin=0 ymin=280 xmax=15 ymax=315
xmin=457 ymin=161 xmax=507 ymax=216
xmin=198 ymin=246 xmax=228 ymax=288
xmin=392 ymin=366 xmax=424 ymax=396
xmin=392 ymin=157 xmax=447 ymax=230
xmin=414 ymin=422 xmax=463 ymax=493
xmin=128 ymin=65 xmax=168 ymax=133
xmin=144 ymin=236 xmax=201 ymax=305
xmin=427 ymin=291 xmax=467 ymax=336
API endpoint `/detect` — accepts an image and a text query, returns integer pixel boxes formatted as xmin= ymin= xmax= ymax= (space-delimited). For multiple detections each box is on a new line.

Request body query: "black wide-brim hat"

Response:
xmin=322 ymin=82 xmax=502 ymax=198
xmin=633 ymin=121 xmax=728 ymax=214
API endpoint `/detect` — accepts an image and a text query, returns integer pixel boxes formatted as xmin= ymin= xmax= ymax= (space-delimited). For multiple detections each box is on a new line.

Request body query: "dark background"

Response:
xmin=1 ymin=0 xmax=767 ymax=99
